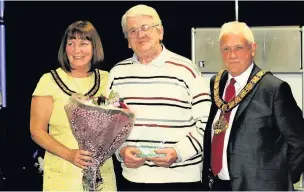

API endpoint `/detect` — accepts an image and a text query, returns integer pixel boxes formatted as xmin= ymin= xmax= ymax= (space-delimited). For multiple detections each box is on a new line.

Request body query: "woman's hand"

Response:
xmin=68 ymin=149 xmax=93 ymax=169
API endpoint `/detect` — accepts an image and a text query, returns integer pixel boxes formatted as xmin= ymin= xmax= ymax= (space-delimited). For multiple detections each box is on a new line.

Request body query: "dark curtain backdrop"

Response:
xmin=0 ymin=1 xmax=302 ymax=190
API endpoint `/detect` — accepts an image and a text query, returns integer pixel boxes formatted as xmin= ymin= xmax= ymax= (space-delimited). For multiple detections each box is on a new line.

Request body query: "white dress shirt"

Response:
xmin=211 ymin=63 xmax=254 ymax=180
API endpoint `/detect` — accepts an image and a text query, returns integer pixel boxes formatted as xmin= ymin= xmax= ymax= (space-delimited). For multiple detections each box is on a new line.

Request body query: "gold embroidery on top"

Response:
xmin=50 ymin=69 xmax=100 ymax=97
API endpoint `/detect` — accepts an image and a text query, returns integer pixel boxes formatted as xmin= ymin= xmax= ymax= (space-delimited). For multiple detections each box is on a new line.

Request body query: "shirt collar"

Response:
xmin=227 ymin=63 xmax=254 ymax=88
xmin=131 ymin=44 xmax=167 ymax=67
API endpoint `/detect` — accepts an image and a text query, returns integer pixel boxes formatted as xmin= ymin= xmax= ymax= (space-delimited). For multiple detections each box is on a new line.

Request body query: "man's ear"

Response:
xmin=251 ymin=42 xmax=257 ymax=57
xmin=157 ymin=26 xmax=164 ymax=42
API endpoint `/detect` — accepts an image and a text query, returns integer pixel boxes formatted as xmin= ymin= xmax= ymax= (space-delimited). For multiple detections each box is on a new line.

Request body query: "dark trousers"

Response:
xmin=210 ymin=177 xmax=232 ymax=191
xmin=118 ymin=176 xmax=203 ymax=191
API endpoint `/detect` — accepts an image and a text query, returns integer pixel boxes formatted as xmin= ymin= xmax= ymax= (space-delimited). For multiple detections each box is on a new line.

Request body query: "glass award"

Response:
xmin=135 ymin=141 xmax=166 ymax=158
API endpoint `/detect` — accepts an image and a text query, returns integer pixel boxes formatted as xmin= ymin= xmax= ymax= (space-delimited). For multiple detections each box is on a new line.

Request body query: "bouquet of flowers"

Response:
xmin=64 ymin=90 xmax=135 ymax=191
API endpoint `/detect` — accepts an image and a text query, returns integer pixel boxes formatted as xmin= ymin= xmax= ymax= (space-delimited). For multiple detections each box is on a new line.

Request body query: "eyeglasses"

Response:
xmin=125 ymin=24 xmax=159 ymax=38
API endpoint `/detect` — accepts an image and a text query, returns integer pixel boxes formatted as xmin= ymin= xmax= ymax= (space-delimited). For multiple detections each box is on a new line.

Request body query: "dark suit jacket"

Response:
xmin=202 ymin=64 xmax=304 ymax=191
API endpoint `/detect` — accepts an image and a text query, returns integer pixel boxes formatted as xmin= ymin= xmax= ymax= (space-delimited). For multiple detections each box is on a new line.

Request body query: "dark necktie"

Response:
xmin=211 ymin=78 xmax=236 ymax=176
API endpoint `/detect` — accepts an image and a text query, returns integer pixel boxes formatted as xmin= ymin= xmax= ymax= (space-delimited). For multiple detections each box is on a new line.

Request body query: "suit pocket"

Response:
xmin=259 ymin=146 xmax=286 ymax=170
xmin=245 ymin=116 xmax=283 ymax=170
xmin=256 ymin=169 xmax=286 ymax=182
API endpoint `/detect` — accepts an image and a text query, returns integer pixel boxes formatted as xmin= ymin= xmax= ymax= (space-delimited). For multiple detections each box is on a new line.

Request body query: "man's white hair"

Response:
xmin=219 ymin=21 xmax=255 ymax=44
xmin=121 ymin=4 xmax=162 ymax=34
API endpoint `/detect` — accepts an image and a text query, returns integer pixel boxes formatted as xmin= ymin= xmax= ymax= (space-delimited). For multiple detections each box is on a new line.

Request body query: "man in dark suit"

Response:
xmin=202 ymin=21 xmax=304 ymax=191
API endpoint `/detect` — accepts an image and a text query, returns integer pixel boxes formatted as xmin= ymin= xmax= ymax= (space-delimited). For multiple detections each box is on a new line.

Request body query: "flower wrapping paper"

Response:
xmin=64 ymin=94 xmax=135 ymax=191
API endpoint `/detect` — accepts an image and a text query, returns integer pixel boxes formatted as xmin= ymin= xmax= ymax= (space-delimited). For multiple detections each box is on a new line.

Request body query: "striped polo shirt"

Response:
xmin=109 ymin=45 xmax=211 ymax=183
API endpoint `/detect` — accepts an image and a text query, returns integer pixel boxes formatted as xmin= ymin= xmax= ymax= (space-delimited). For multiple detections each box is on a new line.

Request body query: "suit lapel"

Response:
xmin=219 ymin=71 xmax=228 ymax=101
xmin=209 ymin=71 xmax=228 ymax=126
xmin=233 ymin=65 xmax=261 ymax=122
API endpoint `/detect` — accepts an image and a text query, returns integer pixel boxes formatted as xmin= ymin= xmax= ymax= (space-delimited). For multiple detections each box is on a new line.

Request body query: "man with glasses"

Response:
xmin=202 ymin=21 xmax=304 ymax=191
xmin=108 ymin=4 xmax=211 ymax=191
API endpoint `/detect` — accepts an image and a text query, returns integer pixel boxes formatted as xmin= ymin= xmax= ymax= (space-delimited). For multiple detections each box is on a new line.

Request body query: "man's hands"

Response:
xmin=148 ymin=148 xmax=178 ymax=168
xmin=120 ymin=146 xmax=178 ymax=168
xmin=120 ymin=146 xmax=147 ymax=168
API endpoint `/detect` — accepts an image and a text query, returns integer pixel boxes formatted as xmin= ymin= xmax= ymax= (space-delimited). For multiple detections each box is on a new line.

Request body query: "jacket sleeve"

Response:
xmin=273 ymin=81 xmax=304 ymax=183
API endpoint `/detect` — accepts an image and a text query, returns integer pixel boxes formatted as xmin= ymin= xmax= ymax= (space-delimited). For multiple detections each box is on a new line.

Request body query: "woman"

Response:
xmin=30 ymin=21 xmax=116 ymax=191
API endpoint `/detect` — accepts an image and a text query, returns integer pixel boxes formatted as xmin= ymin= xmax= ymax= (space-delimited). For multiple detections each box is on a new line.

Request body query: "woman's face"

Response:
xmin=66 ymin=37 xmax=93 ymax=70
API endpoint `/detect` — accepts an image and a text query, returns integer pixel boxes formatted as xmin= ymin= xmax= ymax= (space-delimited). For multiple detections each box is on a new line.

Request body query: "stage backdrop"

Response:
xmin=1 ymin=1 xmax=304 ymax=190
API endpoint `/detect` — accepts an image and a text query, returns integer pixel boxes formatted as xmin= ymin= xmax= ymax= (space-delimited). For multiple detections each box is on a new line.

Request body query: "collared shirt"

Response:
xmin=211 ymin=63 xmax=254 ymax=180
xmin=131 ymin=44 xmax=167 ymax=67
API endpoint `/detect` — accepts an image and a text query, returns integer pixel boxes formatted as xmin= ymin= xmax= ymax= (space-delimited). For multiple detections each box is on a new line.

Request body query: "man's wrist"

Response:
xmin=119 ymin=146 xmax=127 ymax=160
xmin=173 ymin=146 xmax=182 ymax=163
xmin=116 ymin=143 xmax=128 ymax=162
